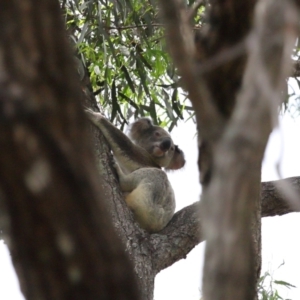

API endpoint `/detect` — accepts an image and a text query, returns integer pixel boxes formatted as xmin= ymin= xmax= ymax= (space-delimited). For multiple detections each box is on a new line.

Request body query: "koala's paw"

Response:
xmin=84 ymin=108 xmax=104 ymax=125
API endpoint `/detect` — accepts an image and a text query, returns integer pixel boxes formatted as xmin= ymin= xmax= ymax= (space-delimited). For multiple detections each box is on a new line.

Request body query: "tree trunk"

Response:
xmin=158 ymin=0 xmax=299 ymax=299
xmin=0 ymin=1 xmax=139 ymax=299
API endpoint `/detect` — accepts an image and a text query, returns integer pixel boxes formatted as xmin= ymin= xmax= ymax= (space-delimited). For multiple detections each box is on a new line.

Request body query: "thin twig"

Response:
xmin=106 ymin=23 xmax=164 ymax=30
xmin=105 ymin=23 xmax=202 ymax=31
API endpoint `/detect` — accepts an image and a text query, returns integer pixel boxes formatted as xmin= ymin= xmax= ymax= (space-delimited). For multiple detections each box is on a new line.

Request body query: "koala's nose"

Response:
xmin=160 ymin=138 xmax=171 ymax=151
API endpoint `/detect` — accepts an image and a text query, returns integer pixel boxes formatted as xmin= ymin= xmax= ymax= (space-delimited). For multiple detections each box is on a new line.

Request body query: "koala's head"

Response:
xmin=129 ymin=118 xmax=185 ymax=170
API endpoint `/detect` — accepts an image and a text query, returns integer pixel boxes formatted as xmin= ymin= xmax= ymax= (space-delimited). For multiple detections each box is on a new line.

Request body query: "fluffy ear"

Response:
xmin=165 ymin=145 xmax=186 ymax=170
xmin=129 ymin=118 xmax=153 ymax=141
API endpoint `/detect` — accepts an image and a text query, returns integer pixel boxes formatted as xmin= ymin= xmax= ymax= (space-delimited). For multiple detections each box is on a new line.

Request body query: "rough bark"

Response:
xmin=0 ymin=1 xmax=139 ymax=300
xmin=81 ymin=58 xmax=157 ymax=300
xmin=85 ymin=117 xmax=157 ymax=300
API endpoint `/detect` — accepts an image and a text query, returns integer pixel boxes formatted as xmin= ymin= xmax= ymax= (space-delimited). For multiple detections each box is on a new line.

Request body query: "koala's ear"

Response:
xmin=165 ymin=145 xmax=186 ymax=170
xmin=129 ymin=118 xmax=153 ymax=140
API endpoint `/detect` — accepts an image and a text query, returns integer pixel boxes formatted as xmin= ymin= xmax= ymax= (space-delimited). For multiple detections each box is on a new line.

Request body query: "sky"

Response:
xmin=0 ymin=110 xmax=300 ymax=300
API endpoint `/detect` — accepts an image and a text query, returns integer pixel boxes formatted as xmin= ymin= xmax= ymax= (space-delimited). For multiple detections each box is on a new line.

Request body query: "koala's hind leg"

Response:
xmin=114 ymin=165 xmax=175 ymax=232
xmin=113 ymin=162 xmax=136 ymax=192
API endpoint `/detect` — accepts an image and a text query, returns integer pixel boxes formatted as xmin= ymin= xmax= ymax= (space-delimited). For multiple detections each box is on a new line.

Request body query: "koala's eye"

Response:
xmin=154 ymin=131 xmax=161 ymax=137
xmin=171 ymin=146 xmax=174 ymax=151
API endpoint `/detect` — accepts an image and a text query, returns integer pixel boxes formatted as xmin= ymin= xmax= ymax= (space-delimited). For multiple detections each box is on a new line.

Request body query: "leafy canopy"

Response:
xmin=60 ymin=0 xmax=204 ymax=130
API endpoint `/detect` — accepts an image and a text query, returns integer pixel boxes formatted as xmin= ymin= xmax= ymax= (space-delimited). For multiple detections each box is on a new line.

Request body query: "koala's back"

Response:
xmin=124 ymin=168 xmax=175 ymax=232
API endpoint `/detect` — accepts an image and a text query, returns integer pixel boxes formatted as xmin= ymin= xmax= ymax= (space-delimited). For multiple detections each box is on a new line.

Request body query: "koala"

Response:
xmin=86 ymin=109 xmax=185 ymax=232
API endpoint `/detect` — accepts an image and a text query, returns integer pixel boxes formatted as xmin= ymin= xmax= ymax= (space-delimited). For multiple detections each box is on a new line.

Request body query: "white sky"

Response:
xmin=0 ymin=110 xmax=300 ymax=300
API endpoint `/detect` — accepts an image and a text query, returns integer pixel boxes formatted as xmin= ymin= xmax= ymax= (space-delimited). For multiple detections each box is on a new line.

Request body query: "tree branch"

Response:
xmin=261 ymin=176 xmax=300 ymax=217
xmin=158 ymin=0 xmax=222 ymax=141
xmin=151 ymin=201 xmax=202 ymax=273
xmin=152 ymin=176 xmax=300 ymax=272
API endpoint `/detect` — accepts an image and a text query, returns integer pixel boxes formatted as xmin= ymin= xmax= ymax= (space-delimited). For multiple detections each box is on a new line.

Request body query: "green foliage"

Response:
xmin=258 ymin=262 xmax=296 ymax=300
xmin=60 ymin=0 xmax=203 ymax=129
